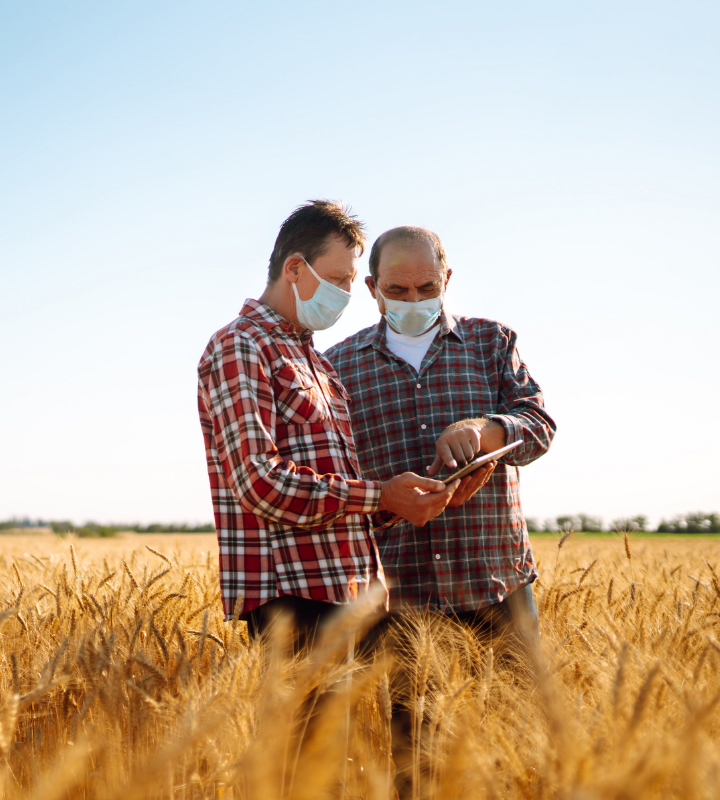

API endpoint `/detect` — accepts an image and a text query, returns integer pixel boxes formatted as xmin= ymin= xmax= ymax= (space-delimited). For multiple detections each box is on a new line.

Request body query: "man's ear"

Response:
xmin=365 ymin=276 xmax=377 ymax=299
xmin=444 ymin=269 xmax=452 ymax=289
xmin=284 ymin=254 xmax=305 ymax=284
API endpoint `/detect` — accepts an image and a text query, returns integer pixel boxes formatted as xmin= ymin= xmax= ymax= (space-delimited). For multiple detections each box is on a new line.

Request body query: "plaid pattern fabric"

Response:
xmin=326 ymin=311 xmax=556 ymax=613
xmin=198 ymin=299 xmax=385 ymax=619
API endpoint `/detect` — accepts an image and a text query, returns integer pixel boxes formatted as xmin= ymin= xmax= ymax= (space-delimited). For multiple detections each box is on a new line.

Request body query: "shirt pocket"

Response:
xmin=273 ymin=364 xmax=328 ymax=424
xmin=326 ymin=374 xmax=352 ymax=415
xmin=327 ymin=374 xmax=350 ymax=402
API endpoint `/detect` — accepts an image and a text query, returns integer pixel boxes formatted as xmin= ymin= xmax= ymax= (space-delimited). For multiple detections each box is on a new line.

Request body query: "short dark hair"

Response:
xmin=267 ymin=200 xmax=366 ymax=283
xmin=368 ymin=226 xmax=448 ymax=283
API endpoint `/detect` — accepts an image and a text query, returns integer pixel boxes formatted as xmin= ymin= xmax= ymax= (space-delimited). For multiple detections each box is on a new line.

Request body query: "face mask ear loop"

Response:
xmin=303 ymin=259 xmax=351 ymax=297
xmin=292 ymin=258 xmax=319 ymax=306
xmin=291 ymin=281 xmax=303 ymax=317
xmin=302 ymin=259 xmax=321 ymax=283
xmin=292 ymin=259 xmax=316 ymax=328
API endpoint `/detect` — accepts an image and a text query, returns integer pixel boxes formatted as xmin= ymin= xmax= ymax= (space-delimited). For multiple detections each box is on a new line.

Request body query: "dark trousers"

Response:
xmin=244 ymin=583 xmax=539 ymax=653
xmin=245 ymin=594 xmax=338 ymax=650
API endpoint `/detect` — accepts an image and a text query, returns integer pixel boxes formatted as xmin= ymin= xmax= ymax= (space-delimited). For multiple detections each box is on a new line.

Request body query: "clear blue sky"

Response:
xmin=1 ymin=0 xmax=718 ymax=527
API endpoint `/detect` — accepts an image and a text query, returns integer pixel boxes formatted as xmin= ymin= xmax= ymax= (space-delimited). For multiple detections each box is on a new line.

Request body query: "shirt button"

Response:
xmin=416 ymin=384 xmax=421 ymax=389
xmin=435 ymin=554 xmax=441 ymax=560
xmin=421 ymin=424 xmax=427 ymax=430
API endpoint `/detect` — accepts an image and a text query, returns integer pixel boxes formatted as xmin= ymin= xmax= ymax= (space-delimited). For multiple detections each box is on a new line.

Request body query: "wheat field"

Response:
xmin=1 ymin=532 xmax=720 ymax=799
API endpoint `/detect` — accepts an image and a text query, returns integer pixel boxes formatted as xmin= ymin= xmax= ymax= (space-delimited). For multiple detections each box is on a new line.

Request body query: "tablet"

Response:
xmin=441 ymin=440 xmax=523 ymax=485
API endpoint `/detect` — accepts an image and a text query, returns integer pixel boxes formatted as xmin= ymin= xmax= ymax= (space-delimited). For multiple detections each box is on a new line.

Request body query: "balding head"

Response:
xmin=368 ymin=226 xmax=448 ymax=283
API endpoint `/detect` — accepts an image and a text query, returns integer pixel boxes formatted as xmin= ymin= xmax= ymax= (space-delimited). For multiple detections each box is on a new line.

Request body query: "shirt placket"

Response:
xmin=371 ymin=328 xmax=457 ymax=609
xmin=416 ymin=337 xmax=451 ymax=607
xmin=302 ymin=340 xmax=362 ymax=478
xmin=279 ymin=327 xmax=364 ymax=486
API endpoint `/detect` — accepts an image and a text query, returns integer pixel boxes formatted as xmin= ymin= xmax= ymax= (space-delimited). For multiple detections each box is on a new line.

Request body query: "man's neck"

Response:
xmin=259 ymin=280 xmax=302 ymax=329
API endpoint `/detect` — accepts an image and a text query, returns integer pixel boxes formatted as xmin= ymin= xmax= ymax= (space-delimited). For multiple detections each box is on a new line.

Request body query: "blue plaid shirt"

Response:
xmin=325 ymin=311 xmax=556 ymax=612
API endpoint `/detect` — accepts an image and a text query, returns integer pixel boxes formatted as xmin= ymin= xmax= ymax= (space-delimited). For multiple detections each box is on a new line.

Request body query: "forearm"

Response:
xmin=477 ymin=418 xmax=506 ymax=452
xmin=236 ymin=455 xmax=382 ymax=530
xmin=445 ymin=417 xmax=507 ymax=452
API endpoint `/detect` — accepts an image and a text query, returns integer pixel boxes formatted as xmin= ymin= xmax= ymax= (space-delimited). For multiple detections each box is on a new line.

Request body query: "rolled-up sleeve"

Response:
xmin=485 ymin=328 xmax=556 ymax=467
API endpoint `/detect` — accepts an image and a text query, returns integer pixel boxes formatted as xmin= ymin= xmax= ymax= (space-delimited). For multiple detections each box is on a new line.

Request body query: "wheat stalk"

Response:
xmin=123 ymin=559 xmax=140 ymax=592
xmin=0 ymin=693 xmax=19 ymax=757
xmin=145 ymin=546 xmax=174 ymax=568
xmin=554 ymin=529 xmax=576 ymax=577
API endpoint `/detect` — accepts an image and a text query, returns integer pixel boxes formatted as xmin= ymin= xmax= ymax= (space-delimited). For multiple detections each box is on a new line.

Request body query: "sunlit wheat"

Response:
xmin=1 ymin=533 xmax=720 ymax=798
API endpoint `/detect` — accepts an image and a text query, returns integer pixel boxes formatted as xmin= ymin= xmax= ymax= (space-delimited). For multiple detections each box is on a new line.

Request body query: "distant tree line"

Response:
xmin=3 ymin=512 xmax=719 ymax=536
xmin=656 ymin=512 xmax=720 ymax=533
xmin=525 ymin=512 xmax=720 ymax=533
xmin=0 ymin=518 xmax=215 ymax=537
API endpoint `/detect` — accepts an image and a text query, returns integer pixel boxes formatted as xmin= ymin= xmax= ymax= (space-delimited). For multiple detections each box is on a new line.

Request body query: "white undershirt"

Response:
xmin=385 ymin=323 xmax=440 ymax=373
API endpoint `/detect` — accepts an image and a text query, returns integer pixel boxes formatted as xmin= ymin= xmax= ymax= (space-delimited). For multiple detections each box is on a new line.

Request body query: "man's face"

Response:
xmin=365 ymin=240 xmax=450 ymax=313
xmin=294 ymin=235 xmax=359 ymax=300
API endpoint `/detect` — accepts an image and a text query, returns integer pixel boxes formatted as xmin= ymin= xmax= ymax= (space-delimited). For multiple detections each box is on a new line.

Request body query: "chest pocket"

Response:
xmin=326 ymin=374 xmax=351 ymax=403
xmin=329 ymin=375 xmax=350 ymax=399
xmin=273 ymin=363 xmax=327 ymax=424
xmin=323 ymin=373 xmax=352 ymax=424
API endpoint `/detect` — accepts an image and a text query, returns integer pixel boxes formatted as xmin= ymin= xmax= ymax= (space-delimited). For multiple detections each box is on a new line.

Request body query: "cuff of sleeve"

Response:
xmin=485 ymin=414 xmax=525 ymax=462
xmin=345 ymin=480 xmax=383 ymax=515
xmin=486 ymin=413 xmax=522 ymax=442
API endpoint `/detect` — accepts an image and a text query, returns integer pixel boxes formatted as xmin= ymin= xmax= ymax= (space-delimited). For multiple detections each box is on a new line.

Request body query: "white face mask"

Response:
xmin=378 ymin=290 xmax=443 ymax=336
xmin=292 ymin=259 xmax=351 ymax=331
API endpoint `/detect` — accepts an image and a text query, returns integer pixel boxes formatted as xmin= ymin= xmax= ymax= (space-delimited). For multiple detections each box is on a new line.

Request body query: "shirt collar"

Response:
xmin=357 ymin=308 xmax=464 ymax=351
xmin=438 ymin=309 xmax=464 ymax=342
xmin=239 ymin=298 xmax=313 ymax=342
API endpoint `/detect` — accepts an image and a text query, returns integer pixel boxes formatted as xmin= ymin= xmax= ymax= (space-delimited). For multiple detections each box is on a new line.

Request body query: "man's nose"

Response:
xmin=406 ymin=289 xmax=422 ymax=302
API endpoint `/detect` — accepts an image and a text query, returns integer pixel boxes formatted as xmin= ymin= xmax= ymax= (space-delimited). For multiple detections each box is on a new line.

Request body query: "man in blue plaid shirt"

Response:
xmin=326 ymin=226 xmax=556 ymax=645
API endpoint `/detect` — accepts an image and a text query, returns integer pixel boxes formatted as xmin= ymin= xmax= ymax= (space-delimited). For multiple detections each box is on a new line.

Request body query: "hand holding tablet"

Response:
xmin=374 ymin=440 xmax=523 ymax=529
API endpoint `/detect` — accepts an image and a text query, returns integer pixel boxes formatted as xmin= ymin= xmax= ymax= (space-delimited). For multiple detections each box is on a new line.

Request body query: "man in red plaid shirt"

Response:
xmin=326 ymin=226 xmax=556 ymax=644
xmin=198 ymin=203 xmax=461 ymax=640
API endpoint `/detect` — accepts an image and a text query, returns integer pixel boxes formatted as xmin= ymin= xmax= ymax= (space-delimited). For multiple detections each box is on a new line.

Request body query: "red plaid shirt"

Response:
xmin=198 ymin=299 xmax=386 ymax=619
xmin=326 ymin=311 xmax=556 ymax=613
